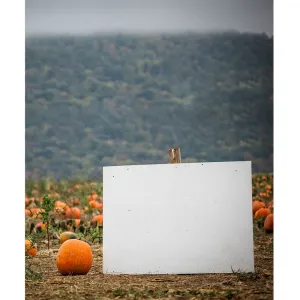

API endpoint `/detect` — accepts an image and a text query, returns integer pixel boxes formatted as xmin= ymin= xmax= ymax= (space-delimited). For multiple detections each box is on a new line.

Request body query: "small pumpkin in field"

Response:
xmin=88 ymin=192 xmax=98 ymax=203
xmin=252 ymin=200 xmax=265 ymax=215
xmin=74 ymin=219 xmax=81 ymax=228
xmin=25 ymin=240 xmax=37 ymax=257
xmin=55 ymin=201 xmax=69 ymax=211
xmin=30 ymin=208 xmax=45 ymax=219
xmin=59 ymin=231 xmax=78 ymax=244
xmin=51 ymin=192 xmax=61 ymax=198
xmin=92 ymin=215 xmax=103 ymax=225
xmin=70 ymin=198 xmax=80 ymax=206
xmin=54 ymin=207 xmax=66 ymax=218
xmin=35 ymin=222 xmax=46 ymax=233
xmin=73 ymin=184 xmax=82 ymax=190
xmin=65 ymin=207 xmax=81 ymax=219
xmin=264 ymin=213 xmax=273 ymax=233
xmin=25 ymin=196 xmax=31 ymax=206
xmin=56 ymin=239 xmax=93 ymax=275
xmin=89 ymin=200 xmax=98 ymax=208
xmin=254 ymin=207 xmax=271 ymax=220
xmin=265 ymin=184 xmax=272 ymax=191
xmin=89 ymin=201 xmax=103 ymax=210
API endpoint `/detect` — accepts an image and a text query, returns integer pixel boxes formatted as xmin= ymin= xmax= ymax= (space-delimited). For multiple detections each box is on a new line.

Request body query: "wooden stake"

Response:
xmin=169 ymin=148 xmax=181 ymax=163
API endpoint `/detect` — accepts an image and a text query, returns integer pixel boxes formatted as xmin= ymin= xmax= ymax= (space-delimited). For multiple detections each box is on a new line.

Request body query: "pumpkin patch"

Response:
xmin=25 ymin=173 xmax=273 ymax=299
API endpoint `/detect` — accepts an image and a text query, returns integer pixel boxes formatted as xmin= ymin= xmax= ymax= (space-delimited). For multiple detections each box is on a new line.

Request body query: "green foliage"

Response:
xmin=26 ymin=32 xmax=273 ymax=179
xmin=89 ymin=225 xmax=103 ymax=243
xmin=40 ymin=194 xmax=55 ymax=222
xmin=40 ymin=194 xmax=56 ymax=249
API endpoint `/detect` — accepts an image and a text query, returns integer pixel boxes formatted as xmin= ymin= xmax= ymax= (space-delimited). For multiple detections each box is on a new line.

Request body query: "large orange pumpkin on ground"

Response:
xmin=92 ymin=215 xmax=103 ymax=225
xmin=252 ymin=200 xmax=265 ymax=215
xmin=56 ymin=239 xmax=93 ymax=275
xmin=59 ymin=231 xmax=78 ymax=244
xmin=65 ymin=207 xmax=81 ymax=219
xmin=254 ymin=208 xmax=271 ymax=220
xmin=25 ymin=240 xmax=37 ymax=257
xmin=264 ymin=213 xmax=273 ymax=233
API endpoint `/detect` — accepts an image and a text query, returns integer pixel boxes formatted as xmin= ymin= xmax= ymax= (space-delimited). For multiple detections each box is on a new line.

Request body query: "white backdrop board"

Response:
xmin=103 ymin=161 xmax=254 ymax=274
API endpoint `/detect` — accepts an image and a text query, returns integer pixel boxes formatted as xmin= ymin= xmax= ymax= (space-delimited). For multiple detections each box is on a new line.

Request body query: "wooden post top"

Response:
xmin=168 ymin=148 xmax=181 ymax=164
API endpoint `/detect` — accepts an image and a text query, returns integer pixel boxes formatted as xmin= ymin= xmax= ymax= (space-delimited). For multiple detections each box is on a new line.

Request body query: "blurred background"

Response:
xmin=25 ymin=0 xmax=273 ymax=180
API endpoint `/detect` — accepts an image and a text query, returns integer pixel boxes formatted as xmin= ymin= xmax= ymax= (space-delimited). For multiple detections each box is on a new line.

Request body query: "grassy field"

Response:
xmin=25 ymin=173 xmax=273 ymax=300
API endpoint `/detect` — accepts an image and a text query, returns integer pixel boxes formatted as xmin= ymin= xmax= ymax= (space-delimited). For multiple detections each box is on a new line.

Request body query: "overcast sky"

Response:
xmin=26 ymin=0 xmax=273 ymax=36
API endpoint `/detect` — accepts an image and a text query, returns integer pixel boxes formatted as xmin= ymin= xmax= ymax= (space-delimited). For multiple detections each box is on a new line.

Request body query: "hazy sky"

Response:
xmin=26 ymin=0 xmax=273 ymax=36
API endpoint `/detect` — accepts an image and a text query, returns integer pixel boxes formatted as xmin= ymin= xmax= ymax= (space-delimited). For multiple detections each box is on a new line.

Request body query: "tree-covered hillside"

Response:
xmin=25 ymin=32 xmax=273 ymax=179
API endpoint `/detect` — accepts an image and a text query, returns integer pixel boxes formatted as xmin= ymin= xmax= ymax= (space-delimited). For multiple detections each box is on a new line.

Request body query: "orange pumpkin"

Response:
xmin=74 ymin=219 xmax=81 ymax=227
xmin=254 ymin=208 xmax=271 ymax=220
xmin=92 ymin=215 xmax=103 ymax=225
xmin=59 ymin=231 xmax=78 ymax=244
xmin=89 ymin=200 xmax=102 ymax=209
xmin=25 ymin=209 xmax=31 ymax=217
xmin=56 ymin=239 xmax=93 ymax=275
xmin=89 ymin=200 xmax=97 ymax=208
xmin=65 ymin=207 xmax=81 ymax=219
xmin=35 ymin=222 xmax=46 ymax=232
xmin=264 ymin=213 xmax=273 ymax=233
xmin=73 ymin=184 xmax=82 ymax=190
xmin=55 ymin=201 xmax=69 ymax=211
xmin=252 ymin=200 xmax=265 ymax=215
xmin=25 ymin=196 xmax=31 ymax=206
xmin=265 ymin=184 xmax=272 ymax=191
xmin=51 ymin=192 xmax=61 ymax=198
xmin=88 ymin=193 xmax=98 ymax=203
xmin=54 ymin=207 xmax=66 ymax=218
xmin=96 ymin=202 xmax=103 ymax=210
xmin=70 ymin=198 xmax=80 ymax=206
xmin=25 ymin=240 xmax=37 ymax=257
xmin=30 ymin=208 xmax=45 ymax=219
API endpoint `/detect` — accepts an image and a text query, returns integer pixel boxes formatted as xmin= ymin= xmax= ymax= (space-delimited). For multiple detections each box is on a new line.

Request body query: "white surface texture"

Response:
xmin=103 ymin=161 xmax=254 ymax=274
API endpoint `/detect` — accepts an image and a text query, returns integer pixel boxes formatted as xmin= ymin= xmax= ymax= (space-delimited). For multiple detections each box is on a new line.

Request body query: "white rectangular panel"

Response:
xmin=103 ymin=161 xmax=254 ymax=274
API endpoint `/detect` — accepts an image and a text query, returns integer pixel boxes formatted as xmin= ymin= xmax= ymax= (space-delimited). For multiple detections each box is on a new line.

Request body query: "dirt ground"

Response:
xmin=25 ymin=228 xmax=273 ymax=300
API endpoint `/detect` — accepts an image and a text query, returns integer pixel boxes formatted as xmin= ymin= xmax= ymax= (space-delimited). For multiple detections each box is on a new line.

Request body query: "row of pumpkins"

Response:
xmin=25 ymin=198 xmax=274 ymax=277
xmin=26 ymin=231 xmax=93 ymax=275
